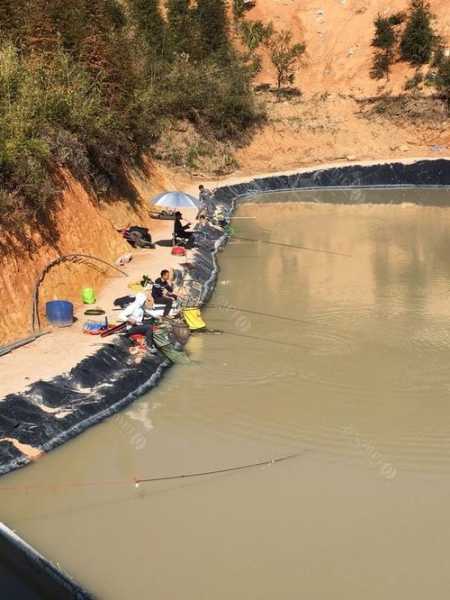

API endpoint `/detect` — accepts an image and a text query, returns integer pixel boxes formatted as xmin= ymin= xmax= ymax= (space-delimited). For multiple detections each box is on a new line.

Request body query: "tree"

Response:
xmin=388 ymin=12 xmax=406 ymax=27
xmin=237 ymin=19 xmax=274 ymax=79
xmin=370 ymin=16 xmax=396 ymax=80
xmin=167 ymin=0 xmax=194 ymax=55
xmin=128 ymin=0 xmax=166 ymax=56
xmin=239 ymin=20 xmax=273 ymax=52
xmin=0 ymin=0 xmax=27 ymax=44
xmin=372 ymin=16 xmax=395 ymax=50
xmin=400 ymin=0 xmax=435 ymax=65
xmin=195 ymin=0 xmax=229 ymax=57
xmin=233 ymin=0 xmax=246 ymax=20
xmin=267 ymin=30 xmax=305 ymax=89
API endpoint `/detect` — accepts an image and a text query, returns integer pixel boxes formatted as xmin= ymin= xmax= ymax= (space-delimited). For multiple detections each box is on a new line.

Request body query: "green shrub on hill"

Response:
xmin=400 ymin=0 xmax=435 ymax=65
xmin=0 ymin=0 xmax=261 ymax=226
xmin=267 ymin=31 xmax=306 ymax=90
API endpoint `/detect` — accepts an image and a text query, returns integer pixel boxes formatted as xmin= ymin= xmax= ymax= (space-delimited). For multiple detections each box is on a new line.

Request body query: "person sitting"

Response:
xmin=120 ymin=290 xmax=157 ymax=353
xmin=194 ymin=214 xmax=209 ymax=242
xmin=152 ymin=269 xmax=178 ymax=318
xmin=174 ymin=211 xmax=194 ymax=245
xmin=197 ymin=214 xmax=207 ymax=229
xmin=213 ymin=204 xmax=229 ymax=228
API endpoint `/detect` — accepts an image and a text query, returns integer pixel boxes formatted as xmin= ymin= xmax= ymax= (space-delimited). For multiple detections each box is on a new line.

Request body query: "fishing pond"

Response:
xmin=2 ymin=188 xmax=450 ymax=599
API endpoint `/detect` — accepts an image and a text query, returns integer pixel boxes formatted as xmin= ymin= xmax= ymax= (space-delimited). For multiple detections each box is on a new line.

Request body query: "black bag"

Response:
xmin=113 ymin=295 xmax=135 ymax=308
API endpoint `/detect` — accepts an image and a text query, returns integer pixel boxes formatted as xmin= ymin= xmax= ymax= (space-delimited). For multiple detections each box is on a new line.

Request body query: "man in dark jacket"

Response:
xmin=151 ymin=269 xmax=177 ymax=317
xmin=174 ymin=211 xmax=193 ymax=243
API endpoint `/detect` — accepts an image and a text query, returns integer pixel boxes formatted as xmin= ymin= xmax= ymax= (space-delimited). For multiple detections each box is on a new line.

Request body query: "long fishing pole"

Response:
xmin=233 ymin=235 xmax=352 ymax=258
xmin=208 ymin=303 xmax=308 ymax=325
xmin=0 ymin=452 xmax=307 ymax=493
xmin=136 ymin=451 xmax=305 ymax=485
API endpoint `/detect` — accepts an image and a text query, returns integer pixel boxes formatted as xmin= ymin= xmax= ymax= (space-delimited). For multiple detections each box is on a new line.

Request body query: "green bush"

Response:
xmin=233 ymin=0 xmax=246 ymax=19
xmin=400 ymin=0 xmax=435 ymax=65
xmin=157 ymin=54 xmax=261 ymax=138
xmin=388 ymin=12 xmax=406 ymax=26
xmin=370 ymin=12 xmax=404 ymax=80
xmin=239 ymin=20 xmax=274 ymax=51
xmin=372 ymin=16 xmax=396 ymax=50
xmin=0 ymin=0 xmax=262 ymax=226
xmin=267 ymin=30 xmax=306 ymax=89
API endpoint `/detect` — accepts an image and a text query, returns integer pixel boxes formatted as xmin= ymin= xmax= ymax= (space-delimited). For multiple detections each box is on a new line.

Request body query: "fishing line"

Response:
xmin=216 ymin=329 xmax=308 ymax=349
xmin=208 ymin=303 xmax=308 ymax=325
xmin=233 ymin=236 xmax=352 ymax=258
xmin=0 ymin=452 xmax=306 ymax=494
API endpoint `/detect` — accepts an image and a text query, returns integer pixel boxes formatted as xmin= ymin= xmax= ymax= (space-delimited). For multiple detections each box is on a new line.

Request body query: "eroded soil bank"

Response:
xmin=0 ymin=163 xmax=187 ymax=345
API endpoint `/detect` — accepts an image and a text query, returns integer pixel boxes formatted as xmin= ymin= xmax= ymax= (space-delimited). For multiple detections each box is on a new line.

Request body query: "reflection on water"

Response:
xmin=2 ymin=189 xmax=450 ymax=599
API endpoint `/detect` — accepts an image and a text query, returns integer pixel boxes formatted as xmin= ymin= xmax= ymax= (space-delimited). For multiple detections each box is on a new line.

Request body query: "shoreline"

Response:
xmin=1 ymin=156 xmax=449 ymax=477
xmin=187 ymin=155 xmax=450 ymax=196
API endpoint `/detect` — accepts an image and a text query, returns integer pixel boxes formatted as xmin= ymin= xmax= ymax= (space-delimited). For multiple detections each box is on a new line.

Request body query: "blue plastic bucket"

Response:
xmin=46 ymin=300 xmax=74 ymax=327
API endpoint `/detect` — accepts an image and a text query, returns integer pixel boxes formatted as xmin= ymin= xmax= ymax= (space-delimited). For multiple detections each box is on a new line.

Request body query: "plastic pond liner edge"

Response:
xmin=213 ymin=158 xmax=450 ymax=204
xmin=0 ymin=522 xmax=94 ymax=600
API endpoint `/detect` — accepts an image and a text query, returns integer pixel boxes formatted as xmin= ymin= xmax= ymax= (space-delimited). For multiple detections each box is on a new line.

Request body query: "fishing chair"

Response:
xmin=172 ymin=231 xmax=188 ymax=247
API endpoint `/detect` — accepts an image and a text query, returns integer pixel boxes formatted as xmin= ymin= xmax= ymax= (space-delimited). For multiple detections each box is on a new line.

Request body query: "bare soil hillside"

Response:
xmin=159 ymin=0 xmax=450 ymax=177
xmin=223 ymin=0 xmax=450 ymax=174
xmin=249 ymin=0 xmax=450 ymax=97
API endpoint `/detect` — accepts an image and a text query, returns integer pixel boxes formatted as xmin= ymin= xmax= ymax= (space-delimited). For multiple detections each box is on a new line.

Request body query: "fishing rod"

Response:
xmin=0 ymin=331 xmax=49 ymax=358
xmin=0 ymin=452 xmax=307 ymax=493
xmin=208 ymin=303 xmax=308 ymax=325
xmin=135 ymin=451 xmax=305 ymax=485
xmin=233 ymin=236 xmax=352 ymax=258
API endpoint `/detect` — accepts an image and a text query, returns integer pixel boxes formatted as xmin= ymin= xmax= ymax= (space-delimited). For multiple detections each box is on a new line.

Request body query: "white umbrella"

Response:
xmin=152 ymin=191 xmax=200 ymax=209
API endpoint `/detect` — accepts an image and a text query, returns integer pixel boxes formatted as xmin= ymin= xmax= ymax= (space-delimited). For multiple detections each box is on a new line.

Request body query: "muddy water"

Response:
xmin=3 ymin=189 xmax=450 ymax=599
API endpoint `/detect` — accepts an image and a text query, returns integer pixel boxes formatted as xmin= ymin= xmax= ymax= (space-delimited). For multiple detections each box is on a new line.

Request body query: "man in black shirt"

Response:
xmin=174 ymin=211 xmax=193 ymax=244
xmin=152 ymin=269 xmax=177 ymax=317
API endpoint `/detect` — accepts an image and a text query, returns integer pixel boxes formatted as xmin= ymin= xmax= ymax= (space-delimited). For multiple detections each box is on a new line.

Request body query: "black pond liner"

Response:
xmin=0 ymin=522 xmax=93 ymax=599
xmin=214 ymin=159 xmax=450 ymax=205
